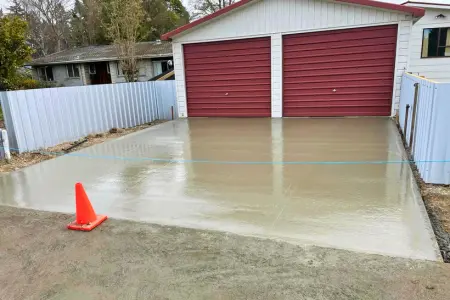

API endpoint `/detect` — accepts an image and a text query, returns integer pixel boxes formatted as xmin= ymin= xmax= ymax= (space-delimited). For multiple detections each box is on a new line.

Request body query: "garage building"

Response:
xmin=162 ymin=0 xmax=425 ymax=118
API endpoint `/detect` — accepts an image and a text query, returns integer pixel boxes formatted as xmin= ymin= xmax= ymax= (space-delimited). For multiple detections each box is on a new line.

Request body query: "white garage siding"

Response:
xmin=172 ymin=0 xmax=416 ymax=117
xmin=407 ymin=8 xmax=450 ymax=82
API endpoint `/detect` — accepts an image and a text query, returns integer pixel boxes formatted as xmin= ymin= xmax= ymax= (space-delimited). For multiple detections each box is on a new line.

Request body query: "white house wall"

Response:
xmin=110 ymin=60 xmax=155 ymax=84
xmin=408 ymin=8 xmax=450 ymax=82
xmin=172 ymin=0 xmax=415 ymax=118
xmin=52 ymin=65 xmax=84 ymax=87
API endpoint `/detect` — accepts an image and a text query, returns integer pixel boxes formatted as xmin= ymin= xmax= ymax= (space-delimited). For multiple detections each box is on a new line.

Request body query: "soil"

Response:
xmin=413 ymin=166 xmax=450 ymax=262
xmin=0 ymin=120 xmax=166 ymax=173
xmin=396 ymin=123 xmax=450 ymax=262
xmin=1 ymin=206 xmax=450 ymax=300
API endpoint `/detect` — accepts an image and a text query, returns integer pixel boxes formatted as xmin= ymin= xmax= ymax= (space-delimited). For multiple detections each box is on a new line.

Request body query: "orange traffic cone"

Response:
xmin=67 ymin=183 xmax=107 ymax=231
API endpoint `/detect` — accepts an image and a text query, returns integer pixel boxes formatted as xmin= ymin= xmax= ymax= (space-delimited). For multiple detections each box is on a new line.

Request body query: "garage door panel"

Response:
xmin=188 ymin=108 xmax=270 ymax=117
xmin=283 ymin=79 xmax=394 ymax=90
xmin=284 ymin=99 xmax=391 ymax=108
xmin=186 ymin=60 xmax=270 ymax=72
xmin=284 ymin=59 xmax=394 ymax=72
xmin=284 ymin=86 xmax=394 ymax=97
xmin=284 ymin=107 xmax=392 ymax=117
xmin=283 ymin=92 xmax=392 ymax=101
xmin=187 ymin=78 xmax=271 ymax=87
xmin=185 ymin=37 xmax=271 ymax=117
xmin=187 ymin=86 xmax=270 ymax=93
xmin=186 ymin=72 xmax=270 ymax=82
xmin=184 ymin=48 xmax=270 ymax=60
xmin=283 ymin=44 xmax=396 ymax=60
xmin=283 ymin=66 xmax=394 ymax=78
xmin=283 ymin=25 xmax=397 ymax=117
xmin=285 ymin=52 xmax=395 ymax=66
xmin=185 ymin=53 xmax=271 ymax=66
xmin=185 ymin=39 xmax=270 ymax=54
xmin=188 ymin=97 xmax=271 ymax=103
xmin=186 ymin=68 xmax=270 ymax=77
xmin=189 ymin=102 xmax=271 ymax=109
xmin=283 ymin=73 xmax=395 ymax=84
xmin=283 ymin=36 xmax=397 ymax=53
xmin=283 ymin=26 xmax=398 ymax=47
xmin=187 ymin=90 xmax=271 ymax=98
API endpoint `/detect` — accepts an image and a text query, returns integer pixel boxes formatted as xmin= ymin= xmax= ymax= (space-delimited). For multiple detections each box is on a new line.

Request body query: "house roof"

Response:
xmin=161 ymin=0 xmax=426 ymax=40
xmin=28 ymin=41 xmax=172 ymax=66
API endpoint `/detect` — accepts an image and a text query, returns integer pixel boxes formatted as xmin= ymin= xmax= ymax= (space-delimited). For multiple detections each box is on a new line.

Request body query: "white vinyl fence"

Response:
xmin=0 ymin=129 xmax=11 ymax=160
xmin=398 ymin=73 xmax=450 ymax=184
xmin=0 ymin=81 xmax=177 ymax=153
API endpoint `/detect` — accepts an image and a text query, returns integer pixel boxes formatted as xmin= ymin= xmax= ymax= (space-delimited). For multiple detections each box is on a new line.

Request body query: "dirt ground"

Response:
xmin=0 ymin=206 xmax=449 ymax=300
xmin=414 ymin=171 xmax=450 ymax=262
xmin=0 ymin=121 xmax=166 ymax=173
xmin=395 ymin=122 xmax=450 ymax=261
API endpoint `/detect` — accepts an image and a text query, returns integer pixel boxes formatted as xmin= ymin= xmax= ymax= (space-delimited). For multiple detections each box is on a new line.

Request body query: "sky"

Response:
xmin=0 ymin=0 xmax=8 ymax=11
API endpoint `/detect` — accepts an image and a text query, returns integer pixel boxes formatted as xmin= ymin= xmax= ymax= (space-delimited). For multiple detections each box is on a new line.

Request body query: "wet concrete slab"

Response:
xmin=0 ymin=118 xmax=440 ymax=261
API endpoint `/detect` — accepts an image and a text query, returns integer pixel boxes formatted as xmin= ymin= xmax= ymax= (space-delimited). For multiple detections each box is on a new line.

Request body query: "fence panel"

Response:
xmin=0 ymin=81 xmax=177 ymax=153
xmin=398 ymin=73 xmax=450 ymax=184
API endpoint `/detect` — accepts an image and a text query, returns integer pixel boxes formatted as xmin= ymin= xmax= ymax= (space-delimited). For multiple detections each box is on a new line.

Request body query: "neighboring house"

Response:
xmin=27 ymin=41 xmax=173 ymax=87
xmin=162 ymin=0 xmax=425 ymax=119
xmin=403 ymin=1 xmax=450 ymax=82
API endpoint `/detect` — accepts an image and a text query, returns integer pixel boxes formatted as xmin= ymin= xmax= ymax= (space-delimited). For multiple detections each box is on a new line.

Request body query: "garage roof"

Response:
xmin=162 ymin=0 xmax=425 ymax=40
xmin=401 ymin=0 xmax=450 ymax=6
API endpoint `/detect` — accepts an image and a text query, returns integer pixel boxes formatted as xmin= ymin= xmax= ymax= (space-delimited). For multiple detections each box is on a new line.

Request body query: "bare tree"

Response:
xmin=103 ymin=0 xmax=144 ymax=82
xmin=190 ymin=0 xmax=237 ymax=18
xmin=10 ymin=0 xmax=71 ymax=54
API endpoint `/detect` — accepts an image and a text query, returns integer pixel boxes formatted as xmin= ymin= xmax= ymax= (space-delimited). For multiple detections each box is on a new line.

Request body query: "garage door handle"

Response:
xmin=332 ymin=89 xmax=337 ymax=92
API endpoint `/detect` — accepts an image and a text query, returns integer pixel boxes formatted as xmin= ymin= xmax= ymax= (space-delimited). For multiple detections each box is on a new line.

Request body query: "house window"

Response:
xmin=37 ymin=66 xmax=54 ymax=81
xmin=66 ymin=64 xmax=80 ymax=78
xmin=89 ymin=64 xmax=96 ymax=74
xmin=152 ymin=60 xmax=172 ymax=76
xmin=422 ymin=27 xmax=450 ymax=58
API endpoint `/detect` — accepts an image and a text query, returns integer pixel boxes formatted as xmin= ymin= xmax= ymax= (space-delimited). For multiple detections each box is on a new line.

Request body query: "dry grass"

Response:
xmin=408 ymin=157 xmax=450 ymax=234
xmin=421 ymin=184 xmax=450 ymax=233
xmin=0 ymin=120 xmax=166 ymax=173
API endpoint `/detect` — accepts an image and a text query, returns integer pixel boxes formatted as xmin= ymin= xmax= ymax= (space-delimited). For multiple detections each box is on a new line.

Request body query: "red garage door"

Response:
xmin=184 ymin=37 xmax=271 ymax=117
xmin=283 ymin=25 xmax=397 ymax=117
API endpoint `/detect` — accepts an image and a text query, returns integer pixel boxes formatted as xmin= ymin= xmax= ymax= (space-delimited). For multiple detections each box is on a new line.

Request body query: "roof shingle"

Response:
xmin=29 ymin=41 xmax=172 ymax=66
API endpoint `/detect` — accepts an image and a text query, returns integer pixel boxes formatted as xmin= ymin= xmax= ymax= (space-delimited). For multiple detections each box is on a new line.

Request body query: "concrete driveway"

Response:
xmin=0 ymin=118 xmax=440 ymax=260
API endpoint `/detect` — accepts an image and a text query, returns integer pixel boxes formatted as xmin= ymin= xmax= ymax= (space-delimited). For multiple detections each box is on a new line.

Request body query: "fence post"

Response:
xmin=409 ymin=83 xmax=420 ymax=158
xmin=0 ymin=129 xmax=11 ymax=161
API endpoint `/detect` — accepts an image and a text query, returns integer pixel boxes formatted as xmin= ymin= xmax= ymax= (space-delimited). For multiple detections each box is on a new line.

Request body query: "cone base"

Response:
xmin=67 ymin=215 xmax=107 ymax=231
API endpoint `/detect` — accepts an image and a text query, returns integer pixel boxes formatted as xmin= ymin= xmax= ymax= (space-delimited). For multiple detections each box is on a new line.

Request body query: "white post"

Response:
xmin=1 ymin=129 xmax=11 ymax=161
xmin=271 ymin=33 xmax=283 ymax=118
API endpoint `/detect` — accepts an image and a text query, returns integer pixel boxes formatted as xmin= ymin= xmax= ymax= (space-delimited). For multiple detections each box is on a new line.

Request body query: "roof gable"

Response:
xmin=162 ymin=0 xmax=425 ymax=40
